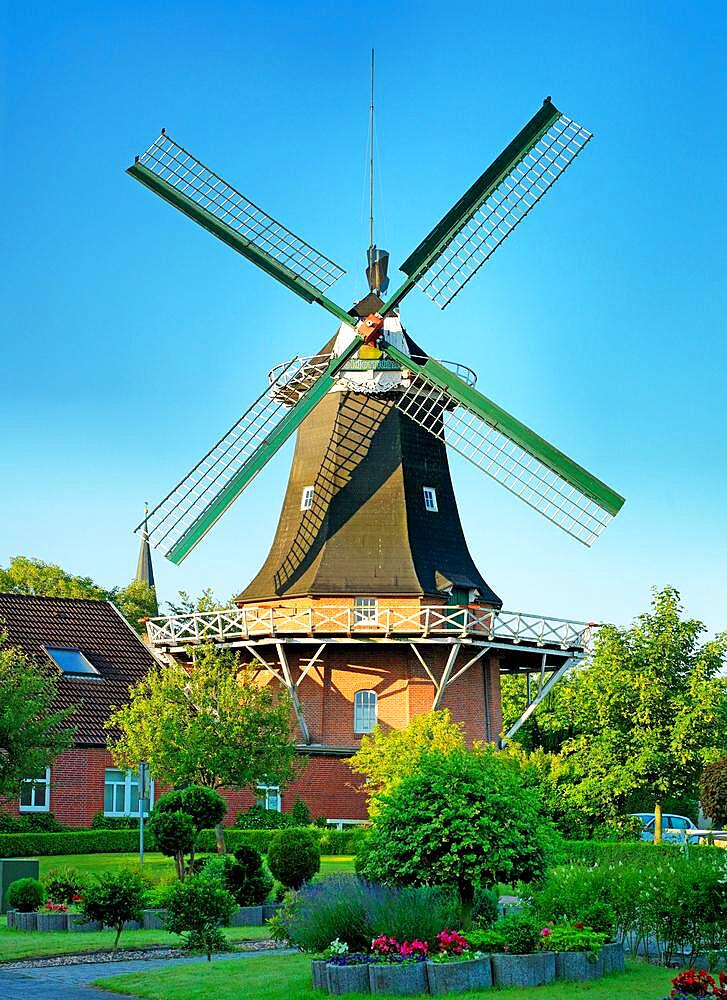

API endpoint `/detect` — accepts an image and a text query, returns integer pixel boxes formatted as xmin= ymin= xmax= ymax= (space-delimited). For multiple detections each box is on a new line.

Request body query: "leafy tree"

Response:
xmin=154 ymin=785 xmax=227 ymax=872
xmin=349 ymin=709 xmax=466 ymax=811
xmin=80 ymin=870 xmax=145 ymax=954
xmin=360 ymin=746 xmax=556 ymax=913
xmin=110 ymin=581 xmax=158 ymax=634
xmin=0 ymin=637 xmax=75 ymax=799
xmin=165 ymin=876 xmax=236 ymax=960
xmin=107 ymin=643 xmax=298 ymax=850
xmin=0 ymin=555 xmax=107 ymax=599
xmin=700 ymin=758 xmax=727 ymax=827
xmin=165 ymin=588 xmax=231 ymax=615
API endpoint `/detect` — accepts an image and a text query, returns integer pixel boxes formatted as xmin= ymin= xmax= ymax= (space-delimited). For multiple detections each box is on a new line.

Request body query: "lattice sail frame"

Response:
xmin=134 ymin=132 xmax=346 ymax=296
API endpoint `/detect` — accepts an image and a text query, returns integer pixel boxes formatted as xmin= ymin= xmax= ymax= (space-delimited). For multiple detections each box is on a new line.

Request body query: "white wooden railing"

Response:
xmin=146 ymin=604 xmax=595 ymax=652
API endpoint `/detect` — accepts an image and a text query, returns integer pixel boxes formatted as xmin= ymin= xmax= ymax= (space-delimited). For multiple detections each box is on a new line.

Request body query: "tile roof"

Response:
xmin=0 ymin=593 xmax=158 ymax=746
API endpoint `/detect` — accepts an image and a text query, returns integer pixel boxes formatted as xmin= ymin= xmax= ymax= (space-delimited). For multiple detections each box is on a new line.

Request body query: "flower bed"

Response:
xmin=662 ymin=969 xmax=727 ymax=999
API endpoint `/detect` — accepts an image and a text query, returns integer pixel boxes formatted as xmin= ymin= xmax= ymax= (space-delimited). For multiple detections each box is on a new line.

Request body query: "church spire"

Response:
xmin=135 ymin=503 xmax=156 ymax=592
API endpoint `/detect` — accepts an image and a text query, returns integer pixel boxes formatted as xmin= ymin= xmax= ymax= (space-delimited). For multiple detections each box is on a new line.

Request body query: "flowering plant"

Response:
xmin=43 ymin=901 xmax=68 ymax=913
xmin=321 ymin=938 xmax=349 ymax=959
xmin=371 ymin=934 xmax=428 ymax=961
xmin=436 ymin=929 xmax=468 ymax=956
xmin=327 ymin=952 xmax=377 ymax=966
xmin=662 ymin=970 xmax=727 ymax=999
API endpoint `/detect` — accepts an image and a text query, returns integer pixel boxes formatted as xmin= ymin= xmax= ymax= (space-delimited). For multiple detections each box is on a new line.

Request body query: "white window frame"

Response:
xmin=423 ymin=486 xmax=438 ymax=512
xmin=19 ymin=768 xmax=50 ymax=812
xmin=353 ymin=597 xmax=378 ymax=625
xmin=354 ymin=689 xmax=378 ymax=734
xmin=103 ymin=768 xmax=154 ymax=818
xmin=256 ymin=784 xmax=282 ymax=811
xmin=300 ymin=486 xmax=315 ymax=511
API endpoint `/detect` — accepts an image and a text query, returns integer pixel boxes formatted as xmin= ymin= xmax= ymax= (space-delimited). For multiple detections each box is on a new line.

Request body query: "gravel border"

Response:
xmin=1 ymin=938 xmax=279 ymax=970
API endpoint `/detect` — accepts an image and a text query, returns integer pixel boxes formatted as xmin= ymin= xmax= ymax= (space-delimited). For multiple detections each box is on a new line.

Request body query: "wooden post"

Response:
xmin=654 ymin=801 xmax=663 ymax=845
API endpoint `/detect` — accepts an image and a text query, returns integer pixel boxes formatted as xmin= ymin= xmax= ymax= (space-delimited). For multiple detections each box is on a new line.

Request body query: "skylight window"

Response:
xmin=45 ymin=646 xmax=98 ymax=676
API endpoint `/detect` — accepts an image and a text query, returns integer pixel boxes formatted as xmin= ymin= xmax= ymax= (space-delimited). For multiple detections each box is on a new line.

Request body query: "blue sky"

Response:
xmin=1 ymin=1 xmax=725 ymax=636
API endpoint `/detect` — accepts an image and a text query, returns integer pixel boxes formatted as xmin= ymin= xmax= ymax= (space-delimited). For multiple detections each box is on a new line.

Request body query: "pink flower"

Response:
xmin=540 ymin=928 xmax=552 ymax=936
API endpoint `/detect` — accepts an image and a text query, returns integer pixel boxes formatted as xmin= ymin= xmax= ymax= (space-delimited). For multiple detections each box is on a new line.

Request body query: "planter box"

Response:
xmin=555 ymin=951 xmax=603 ymax=981
xmin=14 ymin=911 xmax=38 ymax=931
xmin=601 ymin=942 xmax=625 ymax=974
xmin=36 ymin=911 xmax=70 ymax=932
xmin=311 ymin=959 xmax=328 ymax=990
xmin=426 ymin=955 xmax=493 ymax=994
xmin=122 ymin=919 xmax=142 ymax=930
xmin=6 ymin=909 xmax=15 ymax=929
xmin=263 ymin=902 xmax=281 ymax=921
xmin=229 ymin=905 xmax=263 ymax=927
xmin=492 ymin=951 xmax=555 ymax=987
xmin=328 ymin=963 xmax=371 ymax=995
xmin=142 ymin=908 xmax=167 ymax=930
xmin=68 ymin=915 xmax=103 ymax=933
xmin=369 ymin=961 xmax=428 ymax=995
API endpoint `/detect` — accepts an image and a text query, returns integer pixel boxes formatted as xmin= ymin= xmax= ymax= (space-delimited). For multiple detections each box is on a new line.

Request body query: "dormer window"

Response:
xmin=45 ymin=646 xmax=98 ymax=676
xmin=423 ymin=486 xmax=438 ymax=512
xmin=300 ymin=486 xmax=315 ymax=511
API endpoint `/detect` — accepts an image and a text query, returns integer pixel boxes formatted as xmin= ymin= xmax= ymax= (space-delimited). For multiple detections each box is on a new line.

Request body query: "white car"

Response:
xmin=630 ymin=812 xmax=725 ymax=845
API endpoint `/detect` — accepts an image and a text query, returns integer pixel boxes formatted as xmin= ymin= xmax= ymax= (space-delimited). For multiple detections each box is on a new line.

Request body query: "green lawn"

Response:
xmin=36 ymin=854 xmax=354 ymax=882
xmin=0 ymin=921 xmax=270 ymax=962
xmin=98 ymin=953 xmax=675 ymax=999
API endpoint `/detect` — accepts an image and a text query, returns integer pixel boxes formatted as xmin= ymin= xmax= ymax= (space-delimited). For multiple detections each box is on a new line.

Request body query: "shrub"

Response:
xmin=235 ymin=804 xmax=290 ymax=829
xmin=0 ymin=829 xmax=146 ymax=856
xmin=147 ymin=810 xmax=195 ymax=879
xmin=176 ymin=786 xmax=227 ymax=834
xmin=7 ymin=877 xmax=44 ymax=912
xmin=90 ymin=811 xmax=139 ymax=830
xmin=22 ymin=812 xmax=67 ymax=832
xmin=465 ymin=926 xmax=506 ymax=953
xmin=164 ymin=876 xmax=236 ymax=961
xmin=543 ymin=923 xmax=607 ymax=955
xmin=701 ymin=758 xmax=727 ymax=827
xmin=42 ymin=866 xmax=86 ymax=905
xmin=320 ymin=827 xmax=368 ymax=856
xmin=369 ymin=885 xmax=460 ymax=944
xmin=591 ymin=816 xmax=644 ymax=842
xmin=498 ymin=911 xmax=542 ymax=954
xmin=361 ymin=747 xmax=556 ymax=908
xmin=268 ymin=828 xmax=320 ymax=889
xmin=290 ymin=796 xmax=312 ymax=827
xmin=80 ymin=870 xmax=145 ymax=953
xmin=472 ymin=887 xmax=499 ymax=928
xmin=226 ymin=846 xmax=273 ymax=906
xmin=0 ymin=813 xmax=24 ymax=833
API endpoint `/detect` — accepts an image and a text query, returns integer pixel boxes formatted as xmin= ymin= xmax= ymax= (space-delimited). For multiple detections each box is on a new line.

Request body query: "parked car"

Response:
xmin=629 ymin=812 xmax=701 ymax=844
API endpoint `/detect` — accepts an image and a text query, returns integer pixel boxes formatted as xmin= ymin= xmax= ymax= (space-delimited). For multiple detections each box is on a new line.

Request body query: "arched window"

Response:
xmin=354 ymin=690 xmax=377 ymax=734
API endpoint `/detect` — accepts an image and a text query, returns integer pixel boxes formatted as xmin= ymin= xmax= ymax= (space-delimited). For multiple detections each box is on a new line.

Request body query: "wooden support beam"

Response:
xmin=275 ymin=642 xmax=311 ymax=745
xmin=409 ymin=642 xmax=437 ymax=686
xmin=296 ymin=643 xmax=326 ymax=688
xmin=432 ymin=643 xmax=461 ymax=710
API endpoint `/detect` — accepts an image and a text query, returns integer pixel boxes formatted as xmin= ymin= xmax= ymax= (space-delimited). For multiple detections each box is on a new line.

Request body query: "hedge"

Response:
xmin=558 ymin=840 xmax=721 ymax=865
xmin=0 ymin=825 xmax=368 ymax=858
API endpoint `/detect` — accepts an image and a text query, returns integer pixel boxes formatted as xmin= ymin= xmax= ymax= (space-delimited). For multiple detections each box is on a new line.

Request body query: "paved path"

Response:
xmin=0 ymin=948 xmax=292 ymax=999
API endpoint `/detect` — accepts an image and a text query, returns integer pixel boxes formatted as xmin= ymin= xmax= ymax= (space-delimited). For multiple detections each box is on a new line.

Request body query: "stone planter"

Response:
xmin=6 ymin=909 xmax=15 ymax=929
xmin=68 ymin=915 xmax=103 ymax=933
xmin=36 ymin=911 xmax=70 ymax=932
xmin=311 ymin=959 xmax=328 ymax=990
xmin=555 ymin=950 xmax=603 ymax=981
xmin=142 ymin=908 xmax=167 ymax=930
xmin=328 ymin=962 xmax=371 ymax=995
xmin=491 ymin=951 xmax=556 ymax=987
xmin=601 ymin=941 xmax=625 ymax=974
xmin=369 ymin=961 xmax=428 ymax=995
xmin=14 ymin=911 xmax=38 ymax=931
xmin=426 ymin=955 xmax=493 ymax=994
xmin=229 ymin=905 xmax=263 ymax=926
xmin=263 ymin=902 xmax=282 ymax=921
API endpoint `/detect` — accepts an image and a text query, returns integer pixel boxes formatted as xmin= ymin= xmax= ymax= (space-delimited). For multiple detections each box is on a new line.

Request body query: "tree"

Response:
xmin=360 ymin=747 xmax=556 ymax=914
xmin=80 ymin=870 xmax=145 ymax=954
xmin=700 ymin=758 xmax=727 ymax=827
xmin=153 ymin=786 xmax=227 ymax=873
xmin=106 ymin=643 xmax=298 ymax=849
xmin=165 ymin=876 xmax=236 ymax=961
xmin=110 ymin=581 xmax=158 ymax=634
xmin=147 ymin=809 xmax=196 ymax=880
xmin=165 ymin=588 xmax=231 ymax=615
xmin=349 ymin=709 xmax=467 ymax=811
xmin=0 ymin=637 xmax=75 ymax=799
xmin=504 ymin=587 xmax=727 ymax=830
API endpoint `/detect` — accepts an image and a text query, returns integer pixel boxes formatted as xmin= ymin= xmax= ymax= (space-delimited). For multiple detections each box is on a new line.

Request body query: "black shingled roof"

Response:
xmin=0 ymin=593 xmax=158 ymax=746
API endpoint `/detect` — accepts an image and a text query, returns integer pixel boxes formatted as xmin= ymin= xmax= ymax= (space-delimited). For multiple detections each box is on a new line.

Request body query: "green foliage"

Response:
xmin=544 ymin=923 xmax=607 ymax=955
xmin=464 ymin=926 xmax=506 ymax=953
xmin=80 ymin=870 xmax=145 ymax=953
xmin=498 ymin=911 xmax=543 ymax=954
xmin=42 ymin=866 xmax=86 ymax=905
xmin=165 ymin=588 xmax=230 ymax=615
xmin=368 ymin=885 xmax=460 ymax=944
xmin=164 ymin=876 xmax=236 ymax=960
xmin=235 ymin=804 xmax=290 ymax=829
xmin=7 ymin=877 xmax=44 ymax=912
xmin=472 ymin=886 xmax=499 ymax=928
xmin=226 ymin=846 xmax=273 ymax=906
xmin=155 ymin=786 xmax=227 ymax=835
xmin=701 ymin=758 xmax=727 ymax=826
xmin=106 ymin=643 xmax=298 ymax=796
xmin=90 ymin=811 xmax=139 ymax=830
xmin=504 ymin=587 xmax=727 ymax=833
xmin=0 ymin=829 xmax=150 ymax=856
xmin=267 ymin=828 xmax=321 ymax=889
xmin=111 ymin=581 xmax=158 ymax=635
xmin=0 ymin=636 xmax=75 ymax=798
xmin=289 ymin=796 xmax=312 ymax=827
xmin=361 ymin=746 xmax=556 ymax=904
xmin=147 ymin=810 xmax=195 ymax=879
xmin=349 ymin=709 xmax=466 ymax=812
xmin=0 ymin=812 xmax=67 ymax=833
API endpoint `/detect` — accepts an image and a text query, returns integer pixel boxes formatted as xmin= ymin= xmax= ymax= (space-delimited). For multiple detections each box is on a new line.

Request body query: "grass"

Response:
xmin=36 ymin=854 xmax=355 ymax=881
xmin=97 ymin=953 xmax=675 ymax=999
xmin=0 ymin=920 xmax=270 ymax=962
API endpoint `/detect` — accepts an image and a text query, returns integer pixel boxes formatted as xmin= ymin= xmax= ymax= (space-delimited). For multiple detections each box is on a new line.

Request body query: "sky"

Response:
xmin=1 ymin=1 xmax=725 ymax=637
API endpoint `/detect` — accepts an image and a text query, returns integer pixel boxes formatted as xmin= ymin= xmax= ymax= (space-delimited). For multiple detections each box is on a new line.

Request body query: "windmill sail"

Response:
xmin=128 ymin=132 xmax=353 ymax=325
xmin=138 ymin=340 xmax=362 ymax=564
xmin=384 ymin=99 xmax=592 ymax=312
xmin=381 ymin=341 xmax=623 ymax=546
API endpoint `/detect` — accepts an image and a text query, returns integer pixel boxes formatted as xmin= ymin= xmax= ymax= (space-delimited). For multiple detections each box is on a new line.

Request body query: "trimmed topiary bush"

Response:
xmin=7 ymin=877 xmax=44 ymax=912
xmin=226 ymin=846 xmax=273 ymax=905
xmin=80 ymin=870 xmax=145 ymax=954
xmin=147 ymin=810 xmax=195 ymax=879
xmin=164 ymin=875 xmax=236 ymax=960
xmin=268 ymin=827 xmax=320 ymax=889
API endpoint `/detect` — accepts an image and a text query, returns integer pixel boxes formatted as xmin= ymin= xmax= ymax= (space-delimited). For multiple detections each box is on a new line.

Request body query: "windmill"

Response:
xmin=128 ymin=95 xmax=623 ymax=568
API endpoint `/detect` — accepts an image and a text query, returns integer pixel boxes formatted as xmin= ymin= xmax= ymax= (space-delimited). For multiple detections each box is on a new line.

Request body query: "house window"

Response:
xmin=19 ymin=769 xmax=50 ymax=812
xmin=300 ymin=486 xmax=315 ymax=511
xmin=354 ymin=690 xmax=377 ymax=734
xmin=104 ymin=769 xmax=153 ymax=817
xmin=45 ymin=646 xmax=98 ymax=676
xmin=423 ymin=486 xmax=438 ymax=512
xmin=256 ymin=784 xmax=281 ymax=811
xmin=354 ymin=597 xmax=378 ymax=625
